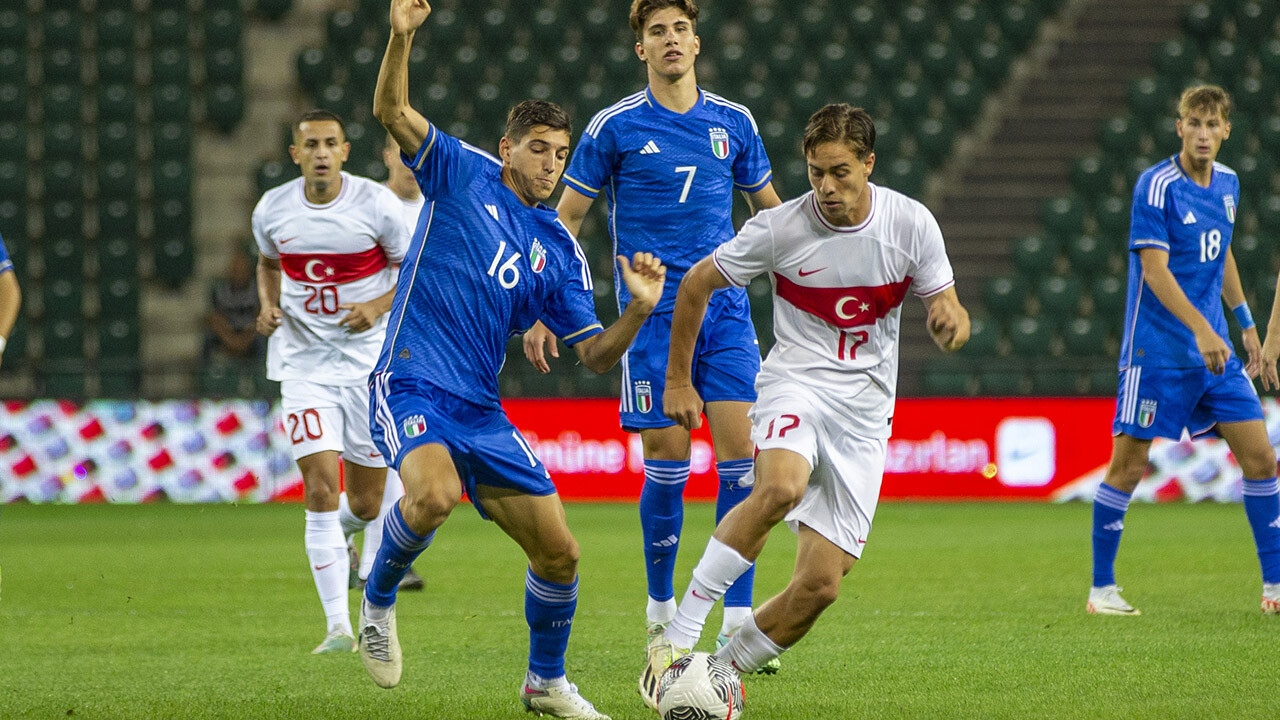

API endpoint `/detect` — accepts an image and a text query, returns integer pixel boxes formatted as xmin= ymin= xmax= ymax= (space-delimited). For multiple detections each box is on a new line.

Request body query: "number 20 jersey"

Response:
xmin=713 ymin=186 xmax=955 ymax=438
xmin=252 ymin=172 xmax=410 ymax=385
xmin=1122 ymin=155 xmax=1240 ymax=369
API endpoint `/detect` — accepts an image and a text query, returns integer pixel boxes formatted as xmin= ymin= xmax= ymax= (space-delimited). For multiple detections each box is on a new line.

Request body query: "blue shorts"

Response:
xmin=1112 ymin=357 xmax=1263 ymax=440
xmin=369 ymin=373 xmax=555 ymax=519
xmin=619 ymin=289 xmax=761 ymax=432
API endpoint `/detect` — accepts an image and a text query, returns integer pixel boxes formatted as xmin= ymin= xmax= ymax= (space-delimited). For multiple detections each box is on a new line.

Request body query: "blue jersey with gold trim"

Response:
xmin=374 ymin=124 xmax=603 ymax=408
xmin=1121 ymin=155 xmax=1241 ymax=369
xmin=563 ymin=87 xmax=772 ymax=313
xmin=0 ymin=232 xmax=11 ymax=275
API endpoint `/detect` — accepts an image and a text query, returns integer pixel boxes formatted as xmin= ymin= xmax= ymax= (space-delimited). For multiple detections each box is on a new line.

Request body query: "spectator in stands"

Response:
xmin=0 ymin=230 xmax=19 ymax=369
xmin=204 ymin=248 xmax=262 ymax=362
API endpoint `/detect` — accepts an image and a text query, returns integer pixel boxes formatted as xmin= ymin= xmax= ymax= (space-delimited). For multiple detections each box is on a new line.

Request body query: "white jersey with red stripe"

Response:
xmin=713 ymin=185 xmax=955 ymax=438
xmin=252 ymin=172 xmax=410 ymax=385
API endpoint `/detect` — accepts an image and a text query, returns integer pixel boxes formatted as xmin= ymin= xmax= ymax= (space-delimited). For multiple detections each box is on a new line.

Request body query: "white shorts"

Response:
xmin=280 ymin=380 xmax=384 ymax=468
xmin=749 ymin=380 xmax=887 ymax=558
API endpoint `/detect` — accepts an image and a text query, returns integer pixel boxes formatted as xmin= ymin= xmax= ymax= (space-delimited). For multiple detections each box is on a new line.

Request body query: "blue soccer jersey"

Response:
xmin=562 ymin=87 xmax=772 ymax=313
xmin=373 ymin=123 xmax=604 ymax=409
xmin=1120 ymin=156 xmax=1240 ymax=369
xmin=0 ymin=232 xmax=11 ymax=275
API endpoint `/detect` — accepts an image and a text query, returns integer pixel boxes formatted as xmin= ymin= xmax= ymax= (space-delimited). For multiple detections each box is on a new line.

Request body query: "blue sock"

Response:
xmin=364 ymin=501 xmax=434 ymax=608
xmin=525 ymin=569 xmax=577 ymax=680
xmin=639 ymin=459 xmax=690 ymax=602
xmin=1091 ymin=483 xmax=1131 ymax=588
xmin=1242 ymin=477 xmax=1280 ymax=584
xmin=717 ymin=458 xmax=756 ymax=610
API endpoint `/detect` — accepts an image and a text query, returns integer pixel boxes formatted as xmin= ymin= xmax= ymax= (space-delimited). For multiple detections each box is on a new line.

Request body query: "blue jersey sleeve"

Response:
xmin=0 ymin=233 xmax=10 ymax=275
xmin=561 ymin=123 xmax=617 ymax=200
xmin=732 ymin=115 xmax=772 ymax=192
xmin=401 ymin=123 xmax=487 ymax=200
xmin=541 ymin=241 xmax=603 ymax=346
xmin=1129 ymin=171 xmax=1170 ymax=252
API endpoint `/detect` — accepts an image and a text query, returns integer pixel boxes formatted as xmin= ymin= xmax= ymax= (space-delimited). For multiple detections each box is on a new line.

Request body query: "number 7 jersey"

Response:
xmin=252 ymin=172 xmax=410 ymax=385
xmin=713 ymin=185 xmax=955 ymax=438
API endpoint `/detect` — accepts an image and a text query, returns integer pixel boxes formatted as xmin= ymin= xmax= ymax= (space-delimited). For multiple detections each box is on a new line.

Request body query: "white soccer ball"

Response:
xmin=656 ymin=651 xmax=745 ymax=720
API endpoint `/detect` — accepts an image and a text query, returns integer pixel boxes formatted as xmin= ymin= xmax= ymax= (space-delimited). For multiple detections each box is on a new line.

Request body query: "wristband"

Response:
xmin=1233 ymin=302 xmax=1255 ymax=330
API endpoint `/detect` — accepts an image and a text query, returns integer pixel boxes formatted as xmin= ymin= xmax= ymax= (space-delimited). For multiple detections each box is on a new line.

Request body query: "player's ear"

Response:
xmin=634 ymin=41 xmax=644 ymax=62
xmin=498 ymin=136 xmax=512 ymax=162
xmin=288 ymin=144 xmax=299 ymax=165
xmin=340 ymin=142 xmax=351 ymax=162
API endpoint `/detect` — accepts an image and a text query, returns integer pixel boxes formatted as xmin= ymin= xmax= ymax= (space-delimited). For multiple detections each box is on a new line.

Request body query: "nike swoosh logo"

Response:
xmin=370 ymin=452 xmax=381 ymax=457
xmin=691 ymin=590 xmax=711 ymax=601
xmin=798 ymin=267 xmax=826 ymax=277
xmin=279 ymin=237 xmax=297 ymax=245
xmin=313 ymin=561 xmax=337 ymax=571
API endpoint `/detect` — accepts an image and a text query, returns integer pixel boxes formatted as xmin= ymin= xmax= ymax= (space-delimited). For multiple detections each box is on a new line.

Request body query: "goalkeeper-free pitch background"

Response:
xmin=1 ymin=502 xmax=1274 ymax=719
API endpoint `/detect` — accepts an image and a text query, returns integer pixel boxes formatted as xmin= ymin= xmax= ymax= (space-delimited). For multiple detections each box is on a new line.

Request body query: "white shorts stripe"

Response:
xmin=373 ymin=373 xmax=401 ymax=459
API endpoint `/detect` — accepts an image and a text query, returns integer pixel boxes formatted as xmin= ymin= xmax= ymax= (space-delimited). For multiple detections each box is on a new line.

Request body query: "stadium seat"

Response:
xmin=983 ymin=276 xmax=1030 ymax=320
xmin=42 ymin=84 xmax=82 ymax=123
xmin=152 ymin=83 xmax=192 ymax=123
xmin=958 ymin=315 xmax=1000 ymax=358
xmin=41 ymin=10 xmax=80 ymax=49
xmin=95 ymin=9 xmax=134 ymax=48
xmin=1093 ymin=195 xmax=1129 ymax=241
xmin=1127 ymin=76 xmax=1172 ymax=126
xmin=1259 ymin=39 xmax=1280 ymax=79
xmin=96 ymin=83 xmax=136 ymax=123
xmin=205 ymin=47 xmax=244 ymax=86
xmin=1152 ymin=39 xmax=1197 ymax=81
xmin=1205 ymin=40 xmax=1243 ymax=83
xmin=971 ymin=40 xmax=1012 ymax=86
xmin=978 ymin=360 xmax=1027 ymax=396
xmin=153 ymin=160 xmax=192 ymax=202
xmin=1088 ymin=369 xmax=1117 ymax=395
xmin=1099 ymin=116 xmax=1141 ymax=156
xmin=999 ymin=3 xmax=1041 ymax=49
xmin=98 ymin=318 xmax=140 ymax=360
xmin=97 ymin=237 xmax=138 ymax=279
xmin=943 ymin=78 xmax=985 ymax=124
xmin=1181 ymin=2 xmax=1215 ymax=43
xmin=206 ymin=84 xmax=245 ymax=134
xmin=200 ymin=361 xmax=245 ymax=397
xmin=868 ymin=43 xmax=900 ymax=80
xmin=41 ymin=160 xmax=80 ymax=202
xmin=1012 ymin=235 xmax=1059 ymax=280
xmin=256 ymin=0 xmax=294 ymax=22
xmin=845 ymin=3 xmax=885 ymax=47
xmin=152 ymin=46 xmax=190 ymax=85
xmin=152 ymin=122 xmax=191 ymax=161
xmin=42 ymin=278 xmax=83 ymax=320
xmin=1091 ymin=275 xmax=1126 ymax=326
xmin=204 ymin=9 xmax=243 ymax=49
xmin=99 ymin=358 xmax=141 ymax=397
xmin=256 ymin=159 xmax=297 ymax=195
xmin=1038 ymin=276 xmax=1083 ymax=317
xmin=948 ymin=4 xmax=993 ymax=57
xmin=1041 ymin=196 xmax=1085 ymax=240
xmin=0 ymin=160 xmax=24 ymax=200
xmin=1232 ymin=234 xmax=1270 ymax=276
xmin=1070 ymin=155 xmax=1113 ymax=200
xmin=44 ymin=236 xmax=82 ymax=277
xmin=0 ymin=83 xmax=25 ymax=122
xmin=98 ymin=199 xmax=137 ymax=238
xmin=922 ymin=356 xmax=974 ymax=396
xmin=0 ymin=9 xmax=24 ymax=49
xmin=1031 ymin=366 xmax=1079 ymax=396
xmin=1008 ymin=316 xmax=1054 ymax=358
xmin=1232 ymin=76 xmax=1272 ymax=118
xmin=4 ymin=316 xmax=26 ymax=368
xmin=326 ymin=10 xmax=363 ymax=50
xmin=296 ymin=48 xmax=333 ymax=96
xmin=897 ymin=3 xmax=938 ymax=49
xmin=42 ymin=364 xmax=88 ymax=397
xmin=153 ymin=237 xmax=194 ymax=288
xmin=889 ymin=80 xmax=930 ymax=125
xmin=97 ymin=47 xmax=135 ymax=85
xmin=0 ymin=47 xmax=24 ymax=81
xmin=43 ymin=199 xmax=82 ymax=237
xmin=1236 ymin=1 xmax=1276 ymax=40
xmin=1258 ymin=195 xmax=1280 ymax=234
xmin=154 ymin=198 xmax=192 ymax=239
xmin=915 ymin=116 xmax=956 ymax=167
xmin=0 ymin=121 xmax=22 ymax=160
xmin=316 ymin=84 xmax=355 ymax=123
xmin=1066 ymin=235 xmax=1110 ymax=276
xmin=0 ymin=200 xmax=25 ymax=242
xmin=1063 ymin=316 xmax=1108 ymax=357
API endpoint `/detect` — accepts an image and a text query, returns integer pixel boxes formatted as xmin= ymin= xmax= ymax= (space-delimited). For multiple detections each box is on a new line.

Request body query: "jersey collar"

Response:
xmin=643 ymin=86 xmax=705 ymax=119
xmin=808 ymin=185 xmax=878 ymax=233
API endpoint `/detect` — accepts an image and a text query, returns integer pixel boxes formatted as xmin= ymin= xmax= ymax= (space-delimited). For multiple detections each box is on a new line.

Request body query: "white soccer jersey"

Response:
xmin=252 ymin=172 xmax=410 ymax=385
xmin=395 ymin=192 xmax=426 ymax=231
xmin=713 ymin=185 xmax=955 ymax=438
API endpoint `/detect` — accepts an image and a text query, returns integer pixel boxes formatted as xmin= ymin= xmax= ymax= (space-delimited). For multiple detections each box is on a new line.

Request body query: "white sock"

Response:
xmin=666 ymin=537 xmax=752 ymax=649
xmin=525 ymin=670 xmax=569 ymax=690
xmin=305 ymin=509 xmax=352 ymax=635
xmin=337 ymin=492 xmax=370 ymax=539
xmin=361 ymin=471 xmax=405 ymax=580
xmin=647 ymin=596 xmax=677 ymax=626
xmin=714 ymin=613 xmax=786 ymax=673
xmin=721 ymin=605 xmax=752 ymax=635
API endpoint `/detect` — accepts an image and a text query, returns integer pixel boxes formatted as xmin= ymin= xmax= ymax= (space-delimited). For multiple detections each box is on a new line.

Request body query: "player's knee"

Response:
xmin=791 ymin=573 xmax=841 ymax=618
xmin=1238 ymin=447 xmax=1278 ymax=480
xmin=754 ymin=475 xmax=806 ymax=516
xmin=532 ymin=538 xmax=579 ymax=583
xmin=402 ymin=482 xmax=458 ymax=526
xmin=349 ymin=494 xmax=381 ymax=521
xmin=303 ymin=482 xmax=338 ymax=510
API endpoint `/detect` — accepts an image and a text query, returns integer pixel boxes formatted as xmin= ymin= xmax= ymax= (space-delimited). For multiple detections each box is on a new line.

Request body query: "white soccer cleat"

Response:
xmin=1263 ymin=583 xmax=1280 ymax=615
xmin=1087 ymin=584 xmax=1141 ymax=615
xmin=358 ymin=598 xmax=402 ymax=688
xmin=311 ymin=627 xmax=356 ymax=655
xmin=638 ymin=632 xmax=688 ymax=711
xmin=520 ymin=680 xmax=611 ymax=719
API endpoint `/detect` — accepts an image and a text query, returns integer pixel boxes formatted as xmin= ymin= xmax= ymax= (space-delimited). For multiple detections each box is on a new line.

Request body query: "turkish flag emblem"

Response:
xmin=773 ymin=273 xmax=913 ymax=329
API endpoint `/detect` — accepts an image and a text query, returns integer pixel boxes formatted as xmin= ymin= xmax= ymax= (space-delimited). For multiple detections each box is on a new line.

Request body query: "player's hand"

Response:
xmin=256 ymin=306 xmax=282 ymax=336
xmin=1260 ymin=329 xmax=1280 ymax=390
xmin=1194 ymin=328 xmax=1230 ymax=375
xmin=389 ymin=0 xmax=430 ymax=35
xmin=338 ymin=302 xmax=380 ymax=332
xmin=619 ymin=252 xmax=666 ymax=314
xmin=927 ymin=298 xmax=969 ymax=352
xmin=522 ymin=321 xmax=559 ymax=374
xmin=664 ymin=383 xmax=704 ymax=431
xmin=1241 ymin=326 xmax=1263 ymax=379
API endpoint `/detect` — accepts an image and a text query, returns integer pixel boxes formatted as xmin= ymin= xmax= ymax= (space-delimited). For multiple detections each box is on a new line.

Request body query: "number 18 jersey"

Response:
xmin=713 ymin=186 xmax=955 ymax=438
xmin=252 ymin=173 xmax=410 ymax=385
xmin=1122 ymin=155 xmax=1240 ymax=369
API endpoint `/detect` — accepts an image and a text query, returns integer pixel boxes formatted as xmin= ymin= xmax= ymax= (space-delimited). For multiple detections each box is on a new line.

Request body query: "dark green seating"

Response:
xmin=42 ymin=363 xmax=88 ymax=397
xmin=0 ymin=122 xmax=22 ymax=160
xmin=868 ymin=42 xmax=900 ymax=80
xmin=43 ymin=199 xmax=82 ymax=237
xmin=1088 ymin=369 xmax=1118 ymax=395
xmin=150 ymin=10 xmax=189 ymax=48
xmin=1008 ymin=315 xmax=1054 ymax=357
xmin=948 ymin=4 xmax=992 ymax=57
xmin=316 ymin=84 xmax=355 ymax=122
xmin=1000 ymin=3 xmax=1041 ymax=49
xmin=98 ymin=318 xmax=140 ymax=360
xmin=98 ymin=277 xmax=139 ymax=320
xmin=296 ymin=48 xmax=333 ymax=95
xmin=1063 ymin=316 xmax=1108 ymax=357
xmin=98 ymin=199 xmax=137 ymax=237
xmin=1099 ymin=115 xmax=1141 ymax=156
xmin=348 ymin=45 xmax=380 ymax=89
xmin=42 ymin=160 xmax=80 ymax=201
xmin=1152 ymin=39 xmax=1196 ymax=81
xmin=205 ymin=47 xmax=243 ymax=85
xmin=881 ymin=157 xmax=926 ymax=199
xmin=1071 ymin=155 xmax=1112 ymax=200
xmin=256 ymin=0 xmax=294 ymax=22
xmin=152 ymin=46 xmax=190 ymax=84
xmin=0 ymin=200 xmax=25 ymax=241
xmin=4 ymin=316 xmax=26 ymax=368
xmin=983 ymin=276 xmax=1030 ymax=320
xmin=1012 ymin=235 xmax=1059 ymax=279
xmin=1127 ymin=76 xmax=1171 ymax=126
xmin=1031 ymin=366 xmax=1079 ymax=396
xmin=923 ymin=355 xmax=974 ymax=396
xmin=42 ymin=278 xmax=82 ymax=319
xmin=897 ymin=3 xmax=938 ymax=50
xmin=943 ymin=78 xmax=985 ymax=123
xmin=152 ymin=160 xmax=192 ymax=201
xmin=915 ymin=116 xmax=956 ymax=167
xmin=1232 ymin=234 xmax=1269 ymax=275
xmin=1094 ymin=195 xmax=1130 ymax=241
xmin=1091 ymin=275 xmax=1126 ymax=327
xmin=42 ymin=11 xmax=80 ymax=49
xmin=0 ymin=160 xmax=24 ymax=199
xmin=207 ymin=84 xmax=245 ymax=133
xmin=154 ymin=198 xmax=191 ymax=239
xmin=1042 ymin=195 xmax=1086 ymax=240
xmin=97 ymin=47 xmax=134 ymax=85
xmin=1232 ymin=76 xmax=1272 ymax=118
xmin=152 ymin=122 xmax=191 ymax=161
xmin=44 ymin=237 xmax=82 ymax=276
xmin=1205 ymin=39 xmax=1243 ymax=82
xmin=204 ymin=9 xmax=243 ymax=49
xmin=889 ymin=80 xmax=929 ymax=124
xmin=1181 ymin=2 xmax=1216 ymax=42
xmin=96 ymin=9 xmax=134 ymax=48
xmin=972 ymin=40 xmax=1012 ymax=85
xmin=1260 ymin=39 xmax=1280 ymax=79
xmin=978 ymin=359 xmax=1027 ymax=396
xmin=43 ymin=83 xmax=81 ymax=122
xmin=96 ymin=83 xmax=135 ymax=123
xmin=153 ymin=237 xmax=193 ymax=288
xmin=1038 ymin=275 xmax=1083 ymax=316
xmin=256 ymin=159 xmax=297 ymax=195
xmin=1236 ymin=1 xmax=1276 ymax=41
xmin=1066 ymin=235 xmax=1110 ymax=276
xmin=0 ymin=83 xmax=24 ymax=121
xmin=1258 ymin=195 xmax=1280 ymax=234
xmin=846 ymin=3 xmax=885 ymax=47
xmin=958 ymin=316 xmax=1000 ymax=358
xmin=327 ymin=10 xmax=362 ymax=49
xmin=0 ymin=9 xmax=25 ymax=49
xmin=97 ymin=237 xmax=138 ymax=279
xmin=152 ymin=83 xmax=192 ymax=123
xmin=0 ymin=47 xmax=24 ymax=80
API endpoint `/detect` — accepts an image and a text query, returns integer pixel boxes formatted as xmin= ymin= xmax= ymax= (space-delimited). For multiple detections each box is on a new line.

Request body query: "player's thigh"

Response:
xmin=397 ymin=441 xmax=464 ymax=517
xmin=342 ymin=459 xmax=387 ymax=513
xmin=704 ymin=400 xmax=755 ymax=461
xmin=751 ymin=384 xmax=821 ymax=508
xmin=1216 ymin=420 xmax=1276 ymax=479
xmin=474 ymin=485 xmax=578 ymax=582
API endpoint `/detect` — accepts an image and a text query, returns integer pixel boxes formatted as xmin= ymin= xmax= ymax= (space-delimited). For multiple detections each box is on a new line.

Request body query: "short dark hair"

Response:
xmin=629 ymin=0 xmax=698 ymax=41
xmin=505 ymin=100 xmax=572 ymax=144
xmin=1178 ymin=84 xmax=1231 ymax=122
xmin=293 ymin=109 xmax=346 ymax=140
xmin=803 ymin=104 xmax=876 ymax=160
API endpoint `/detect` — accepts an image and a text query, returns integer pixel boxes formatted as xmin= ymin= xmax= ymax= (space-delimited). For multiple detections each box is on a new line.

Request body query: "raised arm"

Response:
xmin=663 ymin=257 xmax=732 ymax=430
xmin=373 ymin=0 xmax=432 ymax=157
xmin=572 ymin=253 xmax=665 ymax=374
xmin=1139 ymin=247 xmax=1229 ymax=374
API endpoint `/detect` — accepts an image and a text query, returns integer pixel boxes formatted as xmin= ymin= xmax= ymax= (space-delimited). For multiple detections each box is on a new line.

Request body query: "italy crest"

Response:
xmin=709 ymin=127 xmax=730 ymax=160
xmin=634 ymin=381 xmax=653 ymax=414
xmin=403 ymin=415 xmax=427 ymax=438
xmin=530 ymin=239 xmax=547 ymax=273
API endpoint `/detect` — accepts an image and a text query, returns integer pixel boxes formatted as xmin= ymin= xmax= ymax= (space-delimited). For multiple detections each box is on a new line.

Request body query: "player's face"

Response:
xmin=1176 ymin=107 xmax=1230 ymax=168
xmin=807 ymin=141 xmax=875 ymax=226
xmin=289 ymin=120 xmax=350 ymax=188
xmin=500 ymin=125 xmax=571 ymax=205
xmin=635 ymin=8 xmax=700 ymax=80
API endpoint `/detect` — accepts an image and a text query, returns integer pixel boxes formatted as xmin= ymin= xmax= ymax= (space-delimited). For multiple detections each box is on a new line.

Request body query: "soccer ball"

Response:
xmin=656 ymin=651 xmax=745 ymax=720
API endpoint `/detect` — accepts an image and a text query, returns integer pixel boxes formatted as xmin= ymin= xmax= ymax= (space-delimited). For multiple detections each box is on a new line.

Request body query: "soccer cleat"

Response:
xmin=358 ymin=598 xmax=402 ymax=688
xmin=717 ymin=630 xmax=781 ymax=674
xmin=638 ymin=632 xmax=688 ymax=711
xmin=1263 ymin=583 xmax=1280 ymax=615
xmin=520 ymin=681 xmax=611 ymax=719
xmin=1087 ymin=584 xmax=1141 ymax=615
xmin=399 ymin=565 xmax=425 ymax=591
xmin=347 ymin=537 xmax=360 ymax=590
xmin=311 ymin=628 xmax=356 ymax=655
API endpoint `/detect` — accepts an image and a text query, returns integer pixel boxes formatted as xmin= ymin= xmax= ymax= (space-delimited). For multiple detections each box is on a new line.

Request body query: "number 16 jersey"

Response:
xmin=712 ymin=185 xmax=954 ymax=438
xmin=252 ymin=172 xmax=410 ymax=385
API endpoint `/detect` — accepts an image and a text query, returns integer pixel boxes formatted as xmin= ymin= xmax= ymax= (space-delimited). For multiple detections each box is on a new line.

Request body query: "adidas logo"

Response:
xmin=651 ymin=534 xmax=678 ymax=548
xmin=1269 ymin=516 xmax=1280 ymax=529
xmin=1104 ymin=520 xmax=1124 ymax=532
xmin=485 ymin=204 xmax=499 ymax=222
xmin=1182 ymin=211 xmax=1197 ymax=225
xmin=639 ymin=140 xmax=661 ymax=154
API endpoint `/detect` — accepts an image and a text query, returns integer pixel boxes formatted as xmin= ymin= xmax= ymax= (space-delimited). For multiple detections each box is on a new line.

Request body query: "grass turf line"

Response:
xmin=0 ymin=502 xmax=1274 ymax=719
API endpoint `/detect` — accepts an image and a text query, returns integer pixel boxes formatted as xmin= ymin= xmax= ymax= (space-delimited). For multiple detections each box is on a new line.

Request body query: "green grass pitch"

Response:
xmin=0 ymin=501 xmax=1275 ymax=719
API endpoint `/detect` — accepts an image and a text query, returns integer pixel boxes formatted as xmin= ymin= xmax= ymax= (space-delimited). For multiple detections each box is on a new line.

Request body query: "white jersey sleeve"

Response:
xmin=251 ymin=197 xmax=279 ymax=260
xmin=712 ymin=211 xmax=775 ymax=287
xmin=372 ymin=185 xmax=411 ymax=263
xmin=909 ymin=209 xmax=955 ymax=297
